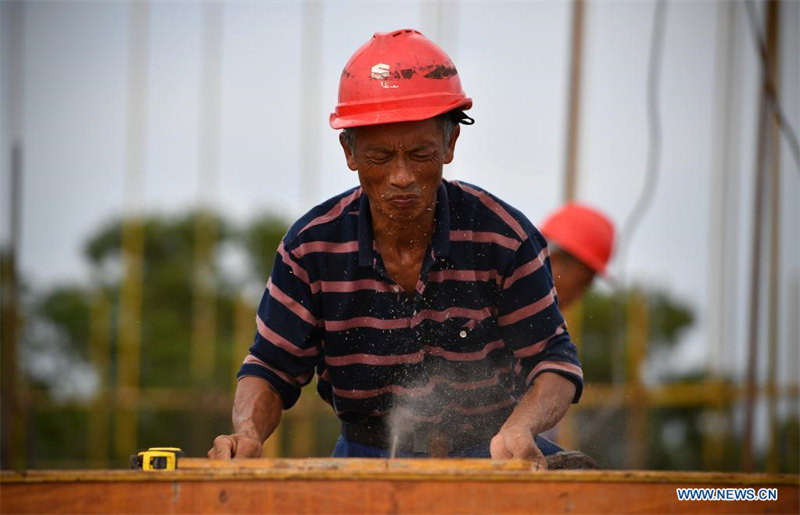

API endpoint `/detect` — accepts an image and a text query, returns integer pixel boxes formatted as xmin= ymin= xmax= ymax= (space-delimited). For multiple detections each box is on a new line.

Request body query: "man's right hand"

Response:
xmin=208 ymin=376 xmax=284 ymax=460
xmin=207 ymin=433 xmax=263 ymax=460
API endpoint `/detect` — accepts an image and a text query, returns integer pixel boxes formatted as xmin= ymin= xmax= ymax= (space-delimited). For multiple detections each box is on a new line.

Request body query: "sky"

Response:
xmin=1 ymin=0 xmax=798 ymax=393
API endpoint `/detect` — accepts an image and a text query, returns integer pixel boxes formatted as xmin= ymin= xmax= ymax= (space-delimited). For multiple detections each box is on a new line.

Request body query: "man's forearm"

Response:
xmin=503 ymin=372 xmax=576 ymax=435
xmin=232 ymin=376 xmax=284 ymax=443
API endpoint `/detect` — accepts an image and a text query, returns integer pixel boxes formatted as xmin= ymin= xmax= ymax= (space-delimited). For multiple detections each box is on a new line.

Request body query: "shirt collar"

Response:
xmin=357 ymin=181 xmax=451 ymax=267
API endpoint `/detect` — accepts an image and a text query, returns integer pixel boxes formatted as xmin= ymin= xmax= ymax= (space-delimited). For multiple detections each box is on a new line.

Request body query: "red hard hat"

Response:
xmin=330 ymin=29 xmax=473 ymax=129
xmin=540 ymin=203 xmax=615 ymax=275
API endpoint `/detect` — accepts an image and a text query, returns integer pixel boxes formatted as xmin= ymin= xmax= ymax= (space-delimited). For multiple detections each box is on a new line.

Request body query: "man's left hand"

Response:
xmin=489 ymin=424 xmax=547 ymax=469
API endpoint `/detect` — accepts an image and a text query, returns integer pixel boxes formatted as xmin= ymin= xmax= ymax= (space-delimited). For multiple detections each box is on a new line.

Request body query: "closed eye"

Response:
xmin=410 ymin=149 xmax=437 ymax=161
xmin=365 ymin=152 xmax=393 ymax=164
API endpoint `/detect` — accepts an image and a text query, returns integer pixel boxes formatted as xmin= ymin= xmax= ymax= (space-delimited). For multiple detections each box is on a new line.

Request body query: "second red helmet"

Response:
xmin=540 ymin=203 xmax=616 ymax=276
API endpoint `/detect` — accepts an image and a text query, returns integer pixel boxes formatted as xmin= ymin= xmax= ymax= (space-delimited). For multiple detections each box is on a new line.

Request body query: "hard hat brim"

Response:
xmin=330 ymin=97 xmax=472 ymax=130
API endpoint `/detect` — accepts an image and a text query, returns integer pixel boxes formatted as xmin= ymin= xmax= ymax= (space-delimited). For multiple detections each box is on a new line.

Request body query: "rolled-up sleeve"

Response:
xmin=498 ymin=229 xmax=584 ymax=403
xmin=237 ymin=240 xmax=323 ymax=409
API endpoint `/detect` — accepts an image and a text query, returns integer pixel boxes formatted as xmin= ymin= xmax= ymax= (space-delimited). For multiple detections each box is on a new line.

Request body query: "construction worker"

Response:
xmin=540 ymin=203 xmax=615 ymax=309
xmin=209 ymin=29 xmax=585 ymax=468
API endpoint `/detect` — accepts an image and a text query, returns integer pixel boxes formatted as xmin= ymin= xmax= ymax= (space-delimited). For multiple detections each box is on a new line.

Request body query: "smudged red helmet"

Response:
xmin=330 ymin=29 xmax=473 ymax=129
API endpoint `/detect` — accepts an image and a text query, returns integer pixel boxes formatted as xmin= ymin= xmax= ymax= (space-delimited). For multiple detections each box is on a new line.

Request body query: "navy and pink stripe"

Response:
xmin=239 ymin=180 xmax=582 ymax=431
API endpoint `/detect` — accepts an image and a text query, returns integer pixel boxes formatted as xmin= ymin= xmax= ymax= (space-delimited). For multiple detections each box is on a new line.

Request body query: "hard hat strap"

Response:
xmin=447 ymin=110 xmax=475 ymax=125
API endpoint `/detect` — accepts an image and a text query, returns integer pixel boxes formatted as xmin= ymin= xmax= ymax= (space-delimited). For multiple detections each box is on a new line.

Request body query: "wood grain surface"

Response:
xmin=2 ymin=459 xmax=798 ymax=514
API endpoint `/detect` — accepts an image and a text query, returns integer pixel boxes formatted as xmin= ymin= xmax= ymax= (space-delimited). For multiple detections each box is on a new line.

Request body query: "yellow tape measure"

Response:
xmin=130 ymin=447 xmax=185 ymax=471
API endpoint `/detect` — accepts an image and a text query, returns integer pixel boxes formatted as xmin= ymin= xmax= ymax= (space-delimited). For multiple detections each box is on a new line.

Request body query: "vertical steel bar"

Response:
xmin=88 ymin=293 xmax=111 ymax=468
xmin=1 ymin=0 xmax=26 ymax=471
xmin=765 ymin=0 xmax=782 ymax=471
xmin=743 ymin=0 xmax=780 ymax=473
xmin=115 ymin=0 xmax=150 ymax=462
xmin=705 ymin=0 xmax=743 ymax=472
xmin=191 ymin=1 xmax=223 ymax=387
xmin=191 ymin=1 xmax=224 ymax=455
xmin=563 ymin=0 xmax=585 ymax=203
xmin=554 ymin=0 xmax=587 ymax=453
xmin=298 ymin=2 xmax=322 ymax=207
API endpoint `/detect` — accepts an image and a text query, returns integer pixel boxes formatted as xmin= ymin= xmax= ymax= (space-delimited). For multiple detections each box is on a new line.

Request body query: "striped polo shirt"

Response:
xmin=239 ymin=179 xmax=583 ymax=435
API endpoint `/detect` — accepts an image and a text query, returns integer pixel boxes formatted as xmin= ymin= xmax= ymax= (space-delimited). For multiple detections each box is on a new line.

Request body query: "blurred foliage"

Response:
xmin=579 ymin=287 xmax=694 ymax=384
xmin=35 ymin=286 xmax=93 ymax=357
xmin=241 ymin=215 xmax=288 ymax=280
xmin=19 ymin=210 xmax=290 ymax=464
xmin=28 ymin=409 xmax=88 ymax=469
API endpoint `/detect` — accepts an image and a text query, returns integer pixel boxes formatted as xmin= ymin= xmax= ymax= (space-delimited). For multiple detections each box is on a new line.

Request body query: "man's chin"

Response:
xmin=386 ymin=210 xmax=423 ymax=223
xmin=389 ymin=213 xmax=417 ymax=224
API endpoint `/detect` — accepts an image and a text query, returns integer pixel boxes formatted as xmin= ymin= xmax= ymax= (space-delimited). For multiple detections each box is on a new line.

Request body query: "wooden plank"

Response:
xmin=2 ymin=460 xmax=797 ymax=515
xmin=2 ymin=478 xmax=796 ymax=514
xmin=3 ymin=459 xmax=797 ymax=485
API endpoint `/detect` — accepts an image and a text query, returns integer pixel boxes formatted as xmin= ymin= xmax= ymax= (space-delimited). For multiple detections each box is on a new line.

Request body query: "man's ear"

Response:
xmin=443 ymin=124 xmax=460 ymax=164
xmin=339 ymin=132 xmax=359 ymax=171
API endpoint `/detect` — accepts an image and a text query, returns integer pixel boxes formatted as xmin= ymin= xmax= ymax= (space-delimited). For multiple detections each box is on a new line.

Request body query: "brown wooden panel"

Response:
xmin=2 ymin=479 xmax=797 ymax=515
xmin=2 ymin=460 xmax=798 ymax=515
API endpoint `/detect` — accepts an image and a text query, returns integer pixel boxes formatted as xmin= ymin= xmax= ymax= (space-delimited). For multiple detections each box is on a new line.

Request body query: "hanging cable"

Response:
xmin=614 ymin=0 xmax=667 ymax=282
xmin=743 ymin=0 xmax=800 ymax=171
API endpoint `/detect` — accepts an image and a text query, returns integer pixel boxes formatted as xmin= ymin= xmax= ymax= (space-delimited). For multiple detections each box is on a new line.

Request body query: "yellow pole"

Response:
xmin=701 ymin=381 xmax=727 ymax=471
xmin=557 ymin=301 xmax=584 ymax=451
xmin=554 ymin=0 xmax=587 ymax=453
xmin=190 ymin=2 xmax=224 ymax=455
xmin=232 ymin=295 xmax=252 ymax=392
xmin=190 ymin=208 xmax=216 ymax=454
xmin=287 ymin=393 xmax=315 ymax=458
xmin=88 ymin=292 xmax=111 ymax=468
xmin=1 ymin=0 xmax=27 ymax=471
xmin=116 ymin=216 xmax=144 ymax=461
xmin=565 ymin=301 xmax=585 ymax=356
xmin=627 ymin=288 xmax=648 ymax=469
xmin=191 ymin=211 xmax=217 ymax=385
xmin=115 ymin=0 xmax=149 ymax=463
xmin=116 ymin=219 xmax=144 ymax=462
xmin=190 ymin=1 xmax=223 ymax=387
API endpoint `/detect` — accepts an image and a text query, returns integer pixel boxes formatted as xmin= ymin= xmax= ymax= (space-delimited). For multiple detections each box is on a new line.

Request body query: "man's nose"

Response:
xmin=388 ymin=157 xmax=415 ymax=188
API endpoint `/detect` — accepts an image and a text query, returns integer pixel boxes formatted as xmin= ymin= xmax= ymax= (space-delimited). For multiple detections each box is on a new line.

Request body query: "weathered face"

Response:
xmin=340 ymin=118 xmax=459 ymax=225
xmin=550 ymin=250 xmax=596 ymax=309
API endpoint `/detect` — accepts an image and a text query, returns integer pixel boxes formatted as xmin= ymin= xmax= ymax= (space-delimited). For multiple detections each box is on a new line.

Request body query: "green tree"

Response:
xmin=578 ymin=287 xmax=694 ymax=384
xmin=21 ymin=211 xmax=289 ymax=464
